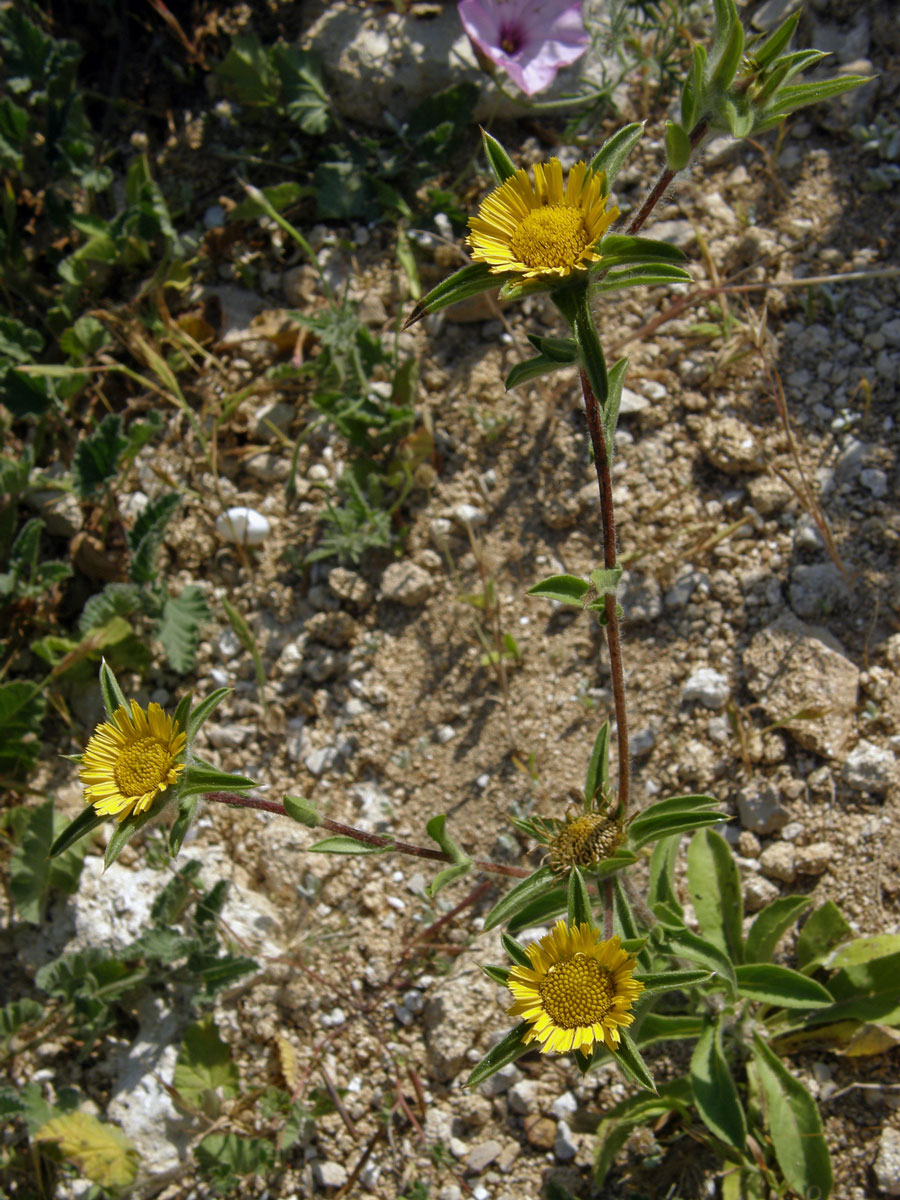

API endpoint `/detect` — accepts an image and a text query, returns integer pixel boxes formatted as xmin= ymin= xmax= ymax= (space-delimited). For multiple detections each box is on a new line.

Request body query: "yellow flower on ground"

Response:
xmin=80 ymin=700 xmax=186 ymax=821
xmin=507 ymin=919 xmax=643 ymax=1054
xmin=467 ymin=158 xmax=619 ymax=280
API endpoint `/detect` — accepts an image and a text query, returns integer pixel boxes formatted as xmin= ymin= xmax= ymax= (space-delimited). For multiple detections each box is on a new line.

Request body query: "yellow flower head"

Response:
xmin=79 ymin=700 xmax=186 ymax=822
xmin=507 ymin=920 xmax=643 ymax=1055
xmin=467 ymin=158 xmax=619 ymax=280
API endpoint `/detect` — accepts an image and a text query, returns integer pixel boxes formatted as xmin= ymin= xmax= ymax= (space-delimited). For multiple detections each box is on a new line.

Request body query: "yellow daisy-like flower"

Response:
xmin=507 ymin=920 xmax=643 ymax=1055
xmin=79 ymin=700 xmax=186 ymax=822
xmin=468 ymin=158 xmax=619 ymax=280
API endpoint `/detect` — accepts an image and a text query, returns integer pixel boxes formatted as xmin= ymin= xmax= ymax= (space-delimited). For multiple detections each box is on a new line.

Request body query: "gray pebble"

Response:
xmin=842 ymin=739 xmax=895 ymax=795
xmin=682 ymin=667 xmax=730 ymax=710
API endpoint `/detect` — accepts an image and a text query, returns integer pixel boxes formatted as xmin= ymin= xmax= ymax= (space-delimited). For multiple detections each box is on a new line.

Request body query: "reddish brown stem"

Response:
xmin=202 ymin=792 xmax=530 ymax=878
xmin=580 ymin=370 xmax=630 ymax=816
xmin=627 ymin=121 xmax=708 ymax=236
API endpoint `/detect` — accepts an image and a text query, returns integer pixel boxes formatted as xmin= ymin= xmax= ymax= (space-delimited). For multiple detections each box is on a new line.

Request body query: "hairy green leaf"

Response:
xmin=687 ymin=828 xmax=743 ymax=963
xmin=483 ymin=866 xmax=557 ymax=931
xmin=466 ymin=1022 xmax=531 ymax=1086
xmin=691 ymin=1020 xmax=746 ymax=1150
xmin=752 ymin=1034 xmax=832 ymax=1197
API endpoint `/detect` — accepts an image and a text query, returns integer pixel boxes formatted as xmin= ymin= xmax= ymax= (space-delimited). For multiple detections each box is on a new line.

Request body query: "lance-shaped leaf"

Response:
xmin=719 ymin=94 xmax=755 ymax=139
xmin=484 ymin=866 xmax=558 ymax=931
xmin=187 ymin=687 xmax=230 ymax=740
xmin=50 ymin=805 xmax=106 ymax=858
xmin=525 ymin=333 xmax=578 ymax=362
xmin=628 ymin=806 xmax=728 ymax=851
xmin=429 ymin=860 xmax=472 ymax=896
xmin=687 ymin=828 xmax=743 ymax=963
xmin=402 ymin=262 xmax=503 ymax=328
xmin=105 ymin=803 xmax=168 ymax=870
xmin=553 ymin=284 xmax=607 ymax=405
xmin=588 ymin=122 xmax=643 ymax=187
xmin=307 ymin=835 xmax=395 ymax=855
xmin=647 ymin=834 xmax=683 ymax=918
xmin=506 ymin=353 xmax=575 ymax=391
xmin=481 ymin=127 xmax=517 ymax=184
xmin=168 ymin=795 xmax=199 ymax=857
xmin=752 ymin=1034 xmax=833 ymax=1198
xmin=614 ymin=1029 xmax=657 ymax=1093
xmin=508 ymin=886 xmax=568 ymax=934
xmin=752 ymin=49 xmax=827 ymax=104
xmin=481 ymin=964 xmax=510 ymax=986
xmin=735 ymin=963 xmax=832 ymax=1009
xmin=796 ymin=900 xmax=852 ymax=970
xmin=595 ymin=263 xmax=693 ymax=294
xmin=711 ymin=11 xmax=745 ymax=90
xmin=568 ymin=867 xmax=593 ymax=927
xmin=749 ymin=12 xmax=800 ymax=71
xmin=526 ymin=574 xmax=590 ymax=606
xmin=585 ymin=720 xmax=611 ymax=803
xmin=637 ymin=1013 xmax=705 ymax=1047
xmin=613 ymin=875 xmax=640 ymax=943
xmin=635 ymin=968 xmax=712 ymax=994
xmin=589 ymin=567 xmax=623 ymax=596
xmin=466 ymin=1022 xmax=532 ymax=1086
xmin=601 ymin=356 xmax=629 ymax=460
xmin=502 ymin=931 xmax=533 ymax=968
xmin=762 ymin=75 xmax=873 ymax=121
xmin=596 ymin=234 xmax=686 ymax=268
xmin=691 ymin=1020 xmax=747 ymax=1151
xmin=98 ymin=659 xmax=127 ymax=720
xmin=664 ymin=927 xmax=737 ymax=999
xmin=178 ymin=763 xmax=258 ymax=797
xmin=681 ymin=44 xmax=706 ymax=130
xmin=744 ymin=895 xmax=811 ymax=963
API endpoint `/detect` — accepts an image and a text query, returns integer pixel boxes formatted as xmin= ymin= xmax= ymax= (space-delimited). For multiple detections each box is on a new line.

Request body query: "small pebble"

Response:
xmin=215 ymin=506 xmax=270 ymax=547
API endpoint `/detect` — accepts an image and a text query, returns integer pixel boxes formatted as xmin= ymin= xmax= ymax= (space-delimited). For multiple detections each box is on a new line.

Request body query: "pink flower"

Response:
xmin=458 ymin=0 xmax=590 ymax=97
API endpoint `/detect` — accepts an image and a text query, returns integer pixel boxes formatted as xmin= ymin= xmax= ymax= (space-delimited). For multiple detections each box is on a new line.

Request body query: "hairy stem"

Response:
xmin=580 ymin=369 xmax=630 ymax=816
xmin=203 ymin=792 xmax=530 ymax=878
xmin=627 ymin=120 xmax=708 ymax=236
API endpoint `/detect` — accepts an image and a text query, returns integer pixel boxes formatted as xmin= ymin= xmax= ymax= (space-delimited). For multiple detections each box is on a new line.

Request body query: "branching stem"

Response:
xmin=203 ymin=791 xmax=530 ymax=878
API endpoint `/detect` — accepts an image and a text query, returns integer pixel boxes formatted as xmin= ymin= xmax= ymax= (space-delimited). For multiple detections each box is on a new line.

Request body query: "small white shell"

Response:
xmin=215 ymin=506 xmax=271 ymax=547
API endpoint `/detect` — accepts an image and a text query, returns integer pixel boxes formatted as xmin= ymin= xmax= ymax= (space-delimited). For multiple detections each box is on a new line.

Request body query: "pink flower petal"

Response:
xmin=458 ymin=0 xmax=589 ymax=96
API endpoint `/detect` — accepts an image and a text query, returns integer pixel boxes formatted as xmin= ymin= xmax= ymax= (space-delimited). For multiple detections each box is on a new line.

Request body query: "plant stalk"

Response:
xmin=580 ymin=369 xmax=630 ymax=817
xmin=627 ymin=120 xmax=708 ymax=235
xmin=203 ymin=791 xmax=530 ymax=878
